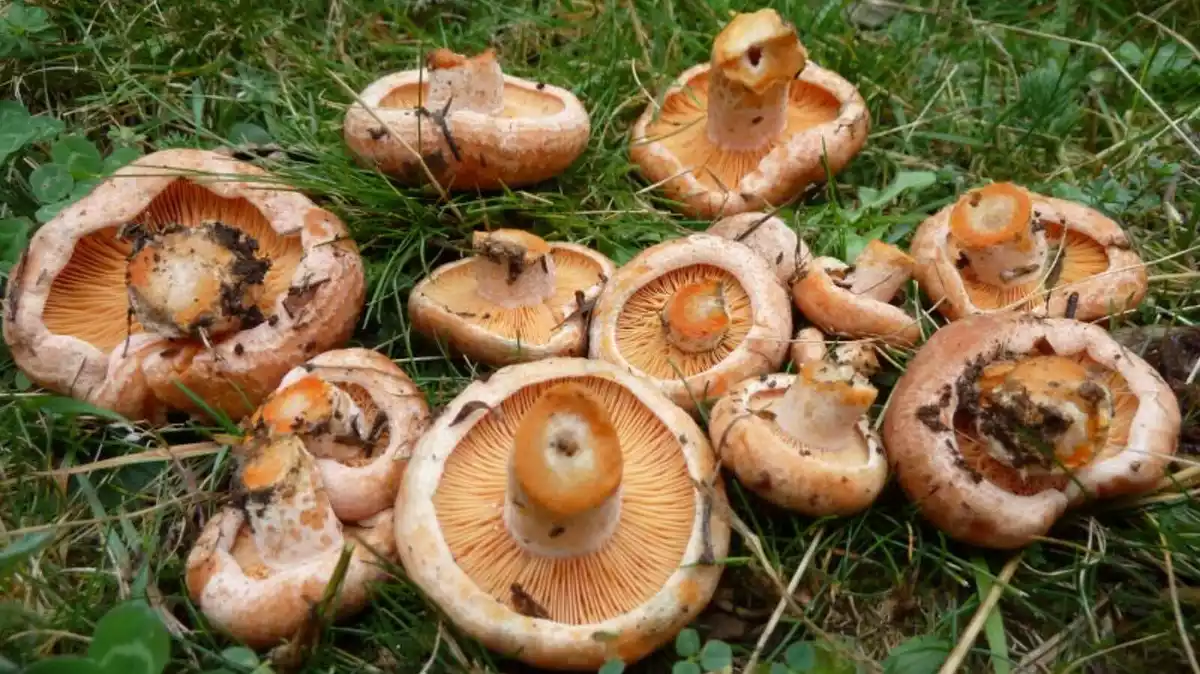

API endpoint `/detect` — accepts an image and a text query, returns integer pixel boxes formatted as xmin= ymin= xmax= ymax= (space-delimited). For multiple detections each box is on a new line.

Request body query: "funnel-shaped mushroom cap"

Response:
xmin=710 ymin=346 xmax=887 ymax=515
xmin=793 ymin=240 xmax=920 ymax=347
xmin=409 ymin=229 xmax=615 ymax=365
xmin=883 ymin=314 xmax=1180 ymax=549
xmin=706 ymin=212 xmax=810 ymax=284
xmin=911 ymin=183 xmax=1148 ymax=321
xmin=588 ymin=234 xmax=791 ymax=411
xmin=630 ymin=9 xmax=868 ymax=219
xmin=1 ymin=149 xmax=364 ymax=422
xmin=186 ymin=434 xmax=396 ymax=648
xmin=344 ymin=48 xmax=590 ymax=190
xmin=247 ymin=348 xmax=431 ymax=522
xmin=395 ymin=357 xmax=730 ymax=670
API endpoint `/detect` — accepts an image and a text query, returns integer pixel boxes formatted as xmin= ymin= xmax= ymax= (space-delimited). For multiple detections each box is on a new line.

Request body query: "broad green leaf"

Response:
xmin=700 ymin=640 xmax=733 ymax=671
xmin=35 ymin=200 xmax=69 ymax=223
xmin=22 ymin=657 xmax=103 ymax=674
xmin=0 ymin=216 xmax=31 ymax=273
xmin=861 ymin=171 xmax=937 ymax=212
xmin=228 ymin=122 xmax=272 ymax=145
xmin=770 ymin=663 xmax=790 ymax=674
xmin=598 ymin=659 xmax=626 ymax=674
xmin=218 ymin=647 xmax=258 ymax=668
xmin=23 ymin=395 xmax=131 ymax=423
xmin=0 ymin=653 xmax=16 ymax=674
xmin=29 ymin=163 xmax=73 ymax=203
xmin=785 ymin=642 xmax=817 ymax=672
xmin=103 ymin=147 xmax=142 ymax=173
xmin=88 ymin=601 xmax=171 ymax=674
xmin=0 ymin=532 xmax=52 ymax=576
xmin=0 ymin=101 xmax=30 ymax=125
xmin=673 ymin=662 xmax=702 ymax=674
xmin=26 ymin=115 xmax=64 ymax=142
xmin=0 ymin=128 xmax=32 ymax=157
xmin=676 ymin=628 xmax=701 ymax=658
xmin=882 ymin=635 xmax=950 ymax=674
xmin=51 ymin=135 xmax=104 ymax=179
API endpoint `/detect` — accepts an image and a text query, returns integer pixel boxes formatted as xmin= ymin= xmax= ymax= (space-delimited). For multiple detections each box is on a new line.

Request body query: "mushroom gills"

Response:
xmin=237 ymin=435 xmax=344 ymax=571
xmin=769 ymin=361 xmax=878 ymax=464
xmin=251 ymin=374 xmax=374 ymax=463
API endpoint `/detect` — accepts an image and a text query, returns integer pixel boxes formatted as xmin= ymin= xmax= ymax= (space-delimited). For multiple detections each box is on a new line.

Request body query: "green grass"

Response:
xmin=1 ymin=0 xmax=1198 ymax=671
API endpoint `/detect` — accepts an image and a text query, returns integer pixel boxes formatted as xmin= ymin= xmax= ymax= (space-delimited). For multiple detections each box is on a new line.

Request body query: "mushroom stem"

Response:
xmin=845 ymin=241 xmax=914 ymax=303
xmin=471 ymin=229 xmax=557 ymax=308
xmin=124 ymin=222 xmax=270 ymax=340
xmin=425 ymin=48 xmax=504 ymax=115
xmin=505 ymin=383 xmax=623 ymax=558
xmin=252 ymin=375 xmax=370 ymax=463
xmin=238 ymin=435 xmax=343 ymax=570
xmin=972 ymin=355 xmax=1113 ymax=474
xmin=705 ymin=9 xmax=807 ymax=152
xmin=950 ymin=183 xmax=1048 ymax=287
xmin=661 ymin=279 xmax=731 ymax=353
xmin=774 ymin=361 xmax=877 ymax=448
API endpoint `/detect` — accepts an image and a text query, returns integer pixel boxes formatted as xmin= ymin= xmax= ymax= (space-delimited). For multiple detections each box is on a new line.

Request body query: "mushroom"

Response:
xmin=2 ymin=149 xmax=364 ymax=421
xmin=630 ymin=9 xmax=869 ymax=219
xmin=395 ymin=357 xmax=730 ymax=670
xmin=710 ymin=329 xmax=887 ymax=516
xmin=408 ymin=229 xmax=615 ymax=365
xmin=186 ymin=433 xmax=395 ymax=648
xmin=344 ymin=48 xmax=590 ymax=189
xmin=246 ymin=347 xmax=431 ymax=522
xmin=588 ymin=233 xmax=791 ymax=411
xmin=911 ymin=182 xmax=1148 ymax=321
xmin=705 ymin=211 xmax=810 ymax=284
xmin=793 ymin=240 xmax=920 ymax=347
xmin=790 ymin=326 xmax=879 ymax=376
xmin=883 ymin=313 xmax=1181 ymax=549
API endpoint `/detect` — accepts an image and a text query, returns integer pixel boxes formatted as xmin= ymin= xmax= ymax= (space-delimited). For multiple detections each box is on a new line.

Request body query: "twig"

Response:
xmin=742 ymin=526 xmax=826 ymax=674
xmin=417 ymin=622 xmax=444 ymax=674
xmin=938 ymin=553 xmax=1023 ymax=674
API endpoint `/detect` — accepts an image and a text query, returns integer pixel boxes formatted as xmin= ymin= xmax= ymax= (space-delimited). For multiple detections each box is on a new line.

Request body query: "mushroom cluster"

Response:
xmin=2 ymin=149 xmax=365 ymax=421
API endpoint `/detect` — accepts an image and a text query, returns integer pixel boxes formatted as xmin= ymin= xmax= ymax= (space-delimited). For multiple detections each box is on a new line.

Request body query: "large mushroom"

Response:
xmin=588 ymin=233 xmax=791 ymax=411
xmin=186 ymin=433 xmax=395 ymax=648
xmin=408 ymin=229 xmax=615 ymax=365
xmin=911 ymin=182 xmax=1148 ymax=321
xmin=710 ymin=328 xmax=888 ymax=516
xmin=793 ymin=240 xmax=921 ymax=347
xmin=630 ymin=9 xmax=869 ymax=219
xmin=344 ymin=48 xmax=590 ymax=189
xmin=2 ymin=149 xmax=364 ymax=421
xmin=246 ymin=348 xmax=431 ymax=522
xmin=395 ymin=357 xmax=730 ymax=670
xmin=883 ymin=313 xmax=1180 ymax=549
xmin=706 ymin=211 xmax=810 ymax=285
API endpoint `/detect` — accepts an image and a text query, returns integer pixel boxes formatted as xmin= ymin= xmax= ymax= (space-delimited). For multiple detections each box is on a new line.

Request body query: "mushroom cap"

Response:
xmin=705 ymin=212 xmax=810 ymax=284
xmin=629 ymin=61 xmax=868 ymax=219
xmin=709 ymin=372 xmax=888 ymax=515
xmin=343 ymin=56 xmax=590 ymax=190
xmin=185 ymin=506 xmax=395 ymax=649
xmin=2 ymin=149 xmax=364 ymax=422
xmin=588 ymin=233 xmax=791 ymax=411
xmin=911 ymin=190 xmax=1148 ymax=321
xmin=793 ymin=256 xmax=921 ymax=347
xmin=395 ymin=357 xmax=730 ymax=670
xmin=408 ymin=239 xmax=615 ymax=365
xmin=254 ymin=348 xmax=431 ymax=522
xmin=883 ymin=314 xmax=1180 ymax=549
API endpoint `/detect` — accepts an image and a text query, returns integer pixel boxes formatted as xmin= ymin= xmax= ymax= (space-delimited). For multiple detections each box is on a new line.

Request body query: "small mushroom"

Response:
xmin=409 ymin=229 xmax=615 ymax=365
xmin=186 ymin=433 xmax=395 ymax=648
xmin=911 ymin=182 xmax=1148 ymax=321
xmin=395 ymin=357 xmax=730 ymax=670
xmin=630 ymin=9 xmax=869 ymax=219
xmin=883 ymin=314 xmax=1181 ymax=549
xmin=793 ymin=240 xmax=920 ymax=347
xmin=705 ymin=211 xmax=810 ymax=284
xmin=790 ymin=326 xmax=879 ymax=376
xmin=246 ymin=348 xmax=431 ymax=522
xmin=344 ymin=48 xmax=590 ymax=189
xmin=710 ymin=333 xmax=887 ymax=516
xmin=2 ymin=149 xmax=364 ymax=421
xmin=588 ymin=233 xmax=791 ymax=411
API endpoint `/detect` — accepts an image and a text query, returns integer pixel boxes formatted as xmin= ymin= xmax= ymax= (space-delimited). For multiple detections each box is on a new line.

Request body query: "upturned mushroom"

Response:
xmin=2 ymin=149 xmax=364 ymax=421
xmin=395 ymin=357 xmax=730 ymax=670
xmin=706 ymin=211 xmax=810 ymax=284
xmin=883 ymin=313 xmax=1180 ymax=549
xmin=408 ymin=229 xmax=615 ymax=365
xmin=710 ymin=328 xmax=888 ymax=516
xmin=793 ymin=240 xmax=920 ymax=347
xmin=246 ymin=348 xmax=431 ymax=522
xmin=344 ymin=48 xmax=590 ymax=189
xmin=588 ymin=233 xmax=791 ymax=411
xmin=630 ymin=8 xmax=869 ymax=219
xmin=186 ymin=433 xmax=395 ymax=648
xmin=790 ymin=326 xmax=880 ymax=376
xmin=911 ymin=182 xmax=1148 ymax=321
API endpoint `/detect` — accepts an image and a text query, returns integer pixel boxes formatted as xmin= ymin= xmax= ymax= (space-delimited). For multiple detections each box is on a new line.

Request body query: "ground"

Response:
xmin=1 ymin=0 xmax=1198 ymax=672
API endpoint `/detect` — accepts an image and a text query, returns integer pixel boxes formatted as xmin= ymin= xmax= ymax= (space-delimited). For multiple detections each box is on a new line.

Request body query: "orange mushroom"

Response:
xmin=706 ymin=211 xmax=810 ymax=284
